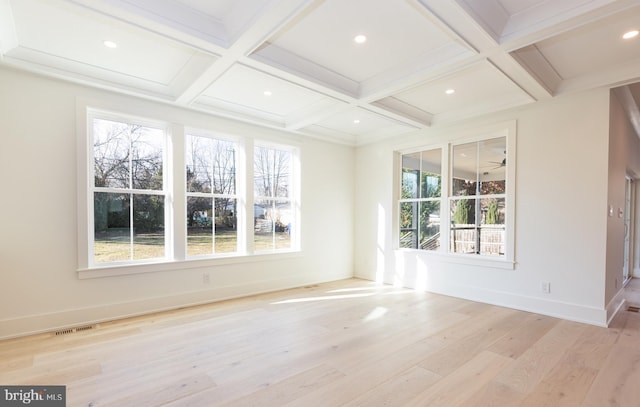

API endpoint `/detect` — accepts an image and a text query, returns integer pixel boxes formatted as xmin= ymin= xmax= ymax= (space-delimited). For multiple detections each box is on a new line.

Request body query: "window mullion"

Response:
xmin=245 ymin=141 xmax=254 ymax=255
xmin=129 ymin=192 xmax=134 ymax=260
xmin=170 ymin=124 xmax=185 ymax=261
xmin=128 ymin=127 xmax=134 ymax=260
xmin=442 ymin=145 xmax=451 ymax=253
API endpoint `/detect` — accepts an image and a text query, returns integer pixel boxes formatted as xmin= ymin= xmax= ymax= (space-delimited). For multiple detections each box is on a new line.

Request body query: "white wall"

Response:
xmin=0 ymin=67 xmax=355 ymax=339
xmin=355 ymin=88 xmax=613 ymax=326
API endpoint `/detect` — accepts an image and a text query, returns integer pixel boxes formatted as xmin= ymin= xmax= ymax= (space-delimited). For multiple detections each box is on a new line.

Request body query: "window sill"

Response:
xmin=397 ymin=248 xmax=515 ymax=270
xmin=77 ymin=250 xmax=303 ymax=279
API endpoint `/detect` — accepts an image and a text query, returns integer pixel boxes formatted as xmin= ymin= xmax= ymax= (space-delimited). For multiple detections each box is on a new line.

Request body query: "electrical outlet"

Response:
xmin=203 ymin=272 xmax=210 ymax=285
xmin=541 ymin=281 xmax=551 ymax=294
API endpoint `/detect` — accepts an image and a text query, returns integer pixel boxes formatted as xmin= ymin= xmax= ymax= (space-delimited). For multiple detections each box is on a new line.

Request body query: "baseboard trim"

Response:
xmin=0 ymin=274 xmax=351 ymax=340
xmin=358 ymin=277 xmax=609 ymax=327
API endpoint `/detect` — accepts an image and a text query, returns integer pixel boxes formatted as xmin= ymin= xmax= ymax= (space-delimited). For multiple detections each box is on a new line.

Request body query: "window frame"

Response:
xmin=449 ymin=137 xmax=507 ymax=257
xmin=252 ymin=141 xmax=300 ymax=254
xmin=185 ymin=130 xmax=241 ymax=258
xmin=398 ymin=148 xmax=444 ymax=251
xmin=395 ymin=121 xmax=516 ymax=268
xmin=77 ymin=104 xmax=301 ymax=279
xmin=87 ymin=110 xmax=171 ymax=268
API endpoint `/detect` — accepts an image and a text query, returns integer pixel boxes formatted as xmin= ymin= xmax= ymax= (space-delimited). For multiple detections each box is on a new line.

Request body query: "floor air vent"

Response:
xmin=628 ymin=306 xmax=640 ymax=313
xmin=55 ymin=325 xmax=94 ymax=336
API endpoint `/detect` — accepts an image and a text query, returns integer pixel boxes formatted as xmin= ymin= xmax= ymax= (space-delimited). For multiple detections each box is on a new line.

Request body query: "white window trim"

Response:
xmin=184 ymin=129 xmax=243 ymax=258
xmin=76 ymin=100 xmax=301 ymax=279
xmin=86 ymin=110 xmax=172 ymax=268
xmin=395 ymin=121 xmax=516 ymax=269
xmin=252 ymin=140 xmax=301 ymax=254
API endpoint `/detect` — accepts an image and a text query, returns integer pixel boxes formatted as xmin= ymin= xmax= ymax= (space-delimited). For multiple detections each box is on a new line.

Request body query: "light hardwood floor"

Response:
xmin=1 ymin=278 xmax=639 ymax=406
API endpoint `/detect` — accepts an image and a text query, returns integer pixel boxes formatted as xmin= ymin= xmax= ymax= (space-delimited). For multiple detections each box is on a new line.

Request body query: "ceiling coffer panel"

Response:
xmin=1 ymin=0 xmax=639 ymax=145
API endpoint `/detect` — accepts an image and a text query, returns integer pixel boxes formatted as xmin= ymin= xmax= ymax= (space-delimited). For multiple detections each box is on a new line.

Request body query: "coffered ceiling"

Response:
xmin=1 ymin=0 xmax=640 ymax=145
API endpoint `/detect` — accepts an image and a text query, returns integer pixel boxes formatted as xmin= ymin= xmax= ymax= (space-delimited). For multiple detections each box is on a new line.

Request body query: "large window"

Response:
xmin=83 ymin=110 xmax=299 ymax=271
xmin=397 ymin=128 xmax=513 ymax=262
xmin=186 ymin=134 xmax=238 ymax=257
xmin=254 ymin=144 xmax=295 ymax=251
xmin=92 ymin=117 xmax=166 ymax=264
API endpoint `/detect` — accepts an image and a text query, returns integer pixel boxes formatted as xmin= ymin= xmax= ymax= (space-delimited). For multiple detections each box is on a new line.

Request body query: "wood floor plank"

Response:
xmin=582 ymin=343 xmax=640 ymax=407
xmin=0 ymin=278 xmax=638 ymax=407
xmin=418 ymin=307 xmax=524 ymax=376
xmin=615 ymin=308 xmax=640 ymax=347
xmin=487 ymin=312 xmax=559 ymax=359
xmin=278 ymin=336 xmax=449 ymax=406
xmin=221 ymin=364 xmax=344 ymax=407
xmin=404 ymin=350 xmax=513 ymax=407
xmin=493 ymin=319 xmax=586 ymax=394
xmin=517 ymin=363 xmax=598 ymax=407
xmin=101 ymin=373 xmax=216 ymax=407
xmin=463 ymin=381 xmax=526 ymax=407
xmin=559 ymin=323 xmax=619 ymax=370
xmin=342 ymin=366 xmax=441 ymax=407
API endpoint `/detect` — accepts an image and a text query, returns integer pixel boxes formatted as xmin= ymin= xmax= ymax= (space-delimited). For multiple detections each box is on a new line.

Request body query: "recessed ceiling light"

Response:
xmin=445 ymin=89 xmax=455 ymax=95
xmin=263 ymin=90 xmax=272 ymax=97
xmin=623 ymin=30 xmax=639 ymax=39
xmin=353 ymin=119 xmax=361 ymax=124
xmin=103 ymin=40 xmax=117 ymax=49
xmin=354 ymin=35 xmax=367 ymax=44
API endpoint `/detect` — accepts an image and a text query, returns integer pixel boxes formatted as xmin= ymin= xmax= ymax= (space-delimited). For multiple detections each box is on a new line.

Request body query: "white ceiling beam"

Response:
xmin=489 ymin=50 xmax=555 ymax=100
xmin=174 ymin=0 xmax=316 ymax=105
xmin=249 ymin=43 xmax=360 ymax=98
xmin=367 ymin=99 xmax=433 ymax=128
xmin=77 ymin=0 xmax=229 ymax=46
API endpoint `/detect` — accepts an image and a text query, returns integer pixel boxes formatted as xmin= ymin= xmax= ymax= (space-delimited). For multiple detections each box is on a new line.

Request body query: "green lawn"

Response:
xmin=94 ymin=228 xmax=291 ymax=263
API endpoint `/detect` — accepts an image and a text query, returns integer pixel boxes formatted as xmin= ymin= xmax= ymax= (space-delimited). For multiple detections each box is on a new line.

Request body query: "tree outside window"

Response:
xmin=450 ymin=137 xmax=506 ymax=256
xmin=399 ymin=148 xmax=441 ymax=250
xmin=398 ymin=134 xmax=509 ymax=258
xmin=254 ymin=145 xmax=294 ymax=251
xmin=186 ymin=135 xmax=237 ymax=256
xmin=92 ymin=118 xmax=165 ymax=264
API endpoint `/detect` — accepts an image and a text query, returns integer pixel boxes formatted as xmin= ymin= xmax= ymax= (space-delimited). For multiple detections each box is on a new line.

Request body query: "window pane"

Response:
xmin=214 ymin=197 xmax=237 ymax=254
xmin=132 ymin=194 xmax=165 ymax=260
xmin=254 ymin=199 xmax=292 ymax=251
xmin=450 ymin=198 xmax=476 ymax=254
xmin=94 ymin=192 xmax=130 ymax=263
xmin=93 ymin=119 xmax=130 ymax=189
xmin=402 ymin=150 xmax=441 ymax=199
xmin=479 ymin=137 xmax=506 ymax=195
xmin=399 ymin=201 xmax=418 ymax=248
xmin=401 ymin=153 xmax=420 ymax=199
xmin=421 ymin=149 xmax=441 ymax=198
xmin=480 ymin=198 xmax=505 ymax=256
xmin=274 ymin=202 xmax=292 ymax=249
xmin=212 ymin=140 xmax=236 ymax=195
xmin=452 ymin=142 xmax=477 ymax=196
xmin=254 ymin=146 xmax=291 ymax=198
xmin=419 ymin=201 xmax=440 ymax=250
xmin=254 ymin=199 xmax=273 ymax=251
xmin=187 ymin=197 xmax=213 ymax=256
xmin=186 ymin=136 xmax=214 ymax=193
xmin=131 ymin=126 xmax=164 ymax=190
